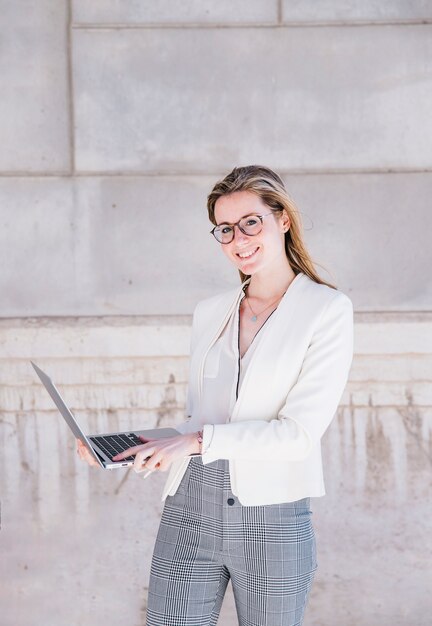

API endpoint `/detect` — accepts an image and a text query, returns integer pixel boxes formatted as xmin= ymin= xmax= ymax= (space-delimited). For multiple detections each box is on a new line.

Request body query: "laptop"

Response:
xmin=31 ymin=361 xmax=180 ymax=469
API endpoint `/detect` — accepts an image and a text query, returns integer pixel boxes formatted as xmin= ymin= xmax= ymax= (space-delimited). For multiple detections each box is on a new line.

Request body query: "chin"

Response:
xmin=236 ymin=262 xmax=261 ymax=274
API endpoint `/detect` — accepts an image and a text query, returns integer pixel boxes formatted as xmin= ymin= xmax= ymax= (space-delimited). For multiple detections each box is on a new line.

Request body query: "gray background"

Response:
xmin=1 ymin=1 xmax=432 ymax=315
xmin=1 ymin=2 xmax=431 ymax=626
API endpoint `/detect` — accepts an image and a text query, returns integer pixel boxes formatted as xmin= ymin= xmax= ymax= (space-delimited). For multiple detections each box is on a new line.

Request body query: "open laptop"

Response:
xmin=31 ymin=361 xmax=180 ymax=469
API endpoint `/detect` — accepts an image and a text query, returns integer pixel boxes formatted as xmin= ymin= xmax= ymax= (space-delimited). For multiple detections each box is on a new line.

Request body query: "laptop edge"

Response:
xmin=30 ymin=361 xmax=179 ymax=470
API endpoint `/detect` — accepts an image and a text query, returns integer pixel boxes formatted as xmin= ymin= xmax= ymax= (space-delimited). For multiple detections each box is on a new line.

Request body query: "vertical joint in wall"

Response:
xmin=66 ymin=0 xmax=75 ymax=175
xmin=277 ymin=0 xmax=283 ymax=25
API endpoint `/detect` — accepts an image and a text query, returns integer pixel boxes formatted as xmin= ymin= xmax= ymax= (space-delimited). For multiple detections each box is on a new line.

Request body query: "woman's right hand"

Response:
xmin=76 ymin=438 xmax=101 ymax=468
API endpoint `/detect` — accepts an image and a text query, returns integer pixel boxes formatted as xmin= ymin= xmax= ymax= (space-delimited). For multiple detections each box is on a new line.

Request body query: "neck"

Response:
xmin=245 ymin=259 xmax=297 ymax=302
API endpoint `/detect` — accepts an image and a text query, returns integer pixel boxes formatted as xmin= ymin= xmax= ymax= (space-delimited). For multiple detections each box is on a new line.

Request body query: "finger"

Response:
xmin=79 ymin=446 xmax=89 ymax=459
xmin=81 ymin=446 xmax=97 ymax=464
xmin=157 ymin=459 xmax=169 ymax=472
xmin=112 ymin=443 xmax=151 ymax=461
xmin=143 ymin=450 xmax=163 ymax=472
xmin=77 ymin=447 xmax=99 ymax=467
xmin=77 ymin=445 xmax=88 ymax=460
xmin=83 ymin=447 xmax=94 ymax=461
xmin=141 ymin=461 xmax=161 ymax=473
xmin=133 ymin=450 xmax=152 ymax=474
xmin=137 ymin=449 xmax=150 ymax=465
xmin=77 ymin=440 xmax=90 ymax=454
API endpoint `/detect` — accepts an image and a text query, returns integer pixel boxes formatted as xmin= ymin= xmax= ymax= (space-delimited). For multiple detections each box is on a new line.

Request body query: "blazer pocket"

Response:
xmin=203 ymin=339 xmax=223 ymax=378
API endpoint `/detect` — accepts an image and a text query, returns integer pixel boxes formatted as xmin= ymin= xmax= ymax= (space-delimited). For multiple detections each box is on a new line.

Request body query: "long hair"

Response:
xmin=207 ymin=165 xmax=337 ymax=290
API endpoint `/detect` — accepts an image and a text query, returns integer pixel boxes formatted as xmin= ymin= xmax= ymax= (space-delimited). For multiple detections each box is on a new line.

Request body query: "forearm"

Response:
xmin=200 ymin=418 xmax=311 ymax=464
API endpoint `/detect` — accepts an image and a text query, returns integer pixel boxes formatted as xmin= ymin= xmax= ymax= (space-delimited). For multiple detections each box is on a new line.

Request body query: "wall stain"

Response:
xmin=20 ymin=460 xmax=34 ymax=473
xmin=399 ymin=389 xmax=432 ymax=467
xmin=156 ymin=373 xmax=178 ymax=427
xmin=0 ymin=417 xmax=17 ymax=432
xmin=364 ymin=407 xmax=396 ymax=499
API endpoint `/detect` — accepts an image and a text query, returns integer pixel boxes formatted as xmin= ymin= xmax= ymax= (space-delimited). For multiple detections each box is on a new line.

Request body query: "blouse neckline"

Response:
xmin=238 ymin=292 xmax=278 ymax=361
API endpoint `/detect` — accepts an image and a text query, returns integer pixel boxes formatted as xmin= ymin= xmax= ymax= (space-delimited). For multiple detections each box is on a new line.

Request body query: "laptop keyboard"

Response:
xmin=90 ymin=432 xmax=145 ymax=463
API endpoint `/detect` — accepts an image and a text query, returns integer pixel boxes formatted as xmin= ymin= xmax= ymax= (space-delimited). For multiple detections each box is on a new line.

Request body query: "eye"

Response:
xmin=221 ymin=226 xmax=233 ymax=234
xmin=245 ymin=217 xmax=259 ymax=226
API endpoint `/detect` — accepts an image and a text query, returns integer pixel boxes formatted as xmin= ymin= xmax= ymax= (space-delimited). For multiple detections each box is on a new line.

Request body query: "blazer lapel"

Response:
xmin=192 ymin=272 xmax=307 ymax=417
xmin=230 ymin=272 xmax=307 ymax=419
xmin=197 ymin=279 xmax=249 ymax=349
xmin=192 ymin=277 xmax=251 ymax=403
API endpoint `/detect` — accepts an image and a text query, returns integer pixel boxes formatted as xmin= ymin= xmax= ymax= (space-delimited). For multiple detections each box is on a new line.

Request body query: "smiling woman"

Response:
xmin=77 ymin=164 xmax=354 ymax=626
xmin=207 ymin=165 xmax=337 ymax=290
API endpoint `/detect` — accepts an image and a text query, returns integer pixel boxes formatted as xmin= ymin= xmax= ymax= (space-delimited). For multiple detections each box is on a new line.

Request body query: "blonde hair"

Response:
xmin=207 ymin=165 xmax=337 ymax=290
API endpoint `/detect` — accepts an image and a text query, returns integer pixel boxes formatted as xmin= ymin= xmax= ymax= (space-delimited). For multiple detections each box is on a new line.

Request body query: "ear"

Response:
xmin=280 ymin=210 xmax=290 ymax=233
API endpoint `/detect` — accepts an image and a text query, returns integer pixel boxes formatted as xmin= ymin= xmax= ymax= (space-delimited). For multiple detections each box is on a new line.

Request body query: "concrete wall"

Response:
xmin=1 ymin=2 xmax=431 ymax=625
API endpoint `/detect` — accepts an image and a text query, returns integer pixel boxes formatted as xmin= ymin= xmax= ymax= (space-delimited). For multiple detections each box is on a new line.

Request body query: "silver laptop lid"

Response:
xmin=30 ymin=361 xmax=102 ymax=463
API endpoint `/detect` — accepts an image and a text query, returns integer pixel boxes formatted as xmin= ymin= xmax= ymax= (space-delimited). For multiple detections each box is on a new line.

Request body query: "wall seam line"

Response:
xmin=66 ymin=0 xmax=76 ymax=175
xmin=1 ymin=169 xmax=432 ymax=178
xmin=277 ymin=0 xmax=282 ymax=24
xmin=70 ymin=20 xmax=432 ymax=30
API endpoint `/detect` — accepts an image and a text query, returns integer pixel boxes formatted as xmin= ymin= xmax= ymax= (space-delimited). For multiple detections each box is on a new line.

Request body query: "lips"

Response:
xmin=236 ymin=246 xmax=259 ymax=260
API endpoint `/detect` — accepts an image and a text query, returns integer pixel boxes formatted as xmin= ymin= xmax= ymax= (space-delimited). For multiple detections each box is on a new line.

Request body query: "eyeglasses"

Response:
xmin=210 ymin=212 xmax=275 ymax=244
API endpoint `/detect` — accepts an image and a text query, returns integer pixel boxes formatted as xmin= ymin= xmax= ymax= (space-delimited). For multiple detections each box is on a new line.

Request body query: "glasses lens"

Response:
xmin=212 ymin=215 xmax=263 ymax=243
xmin=240 ymin=215 xmax=262 ymax=235
xmin=213 ymin=225 xmax=234 ymax=243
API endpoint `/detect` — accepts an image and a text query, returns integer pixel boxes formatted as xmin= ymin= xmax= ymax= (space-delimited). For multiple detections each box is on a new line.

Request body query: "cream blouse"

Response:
xmin=199 ymin=289 xmax=278 ymax=462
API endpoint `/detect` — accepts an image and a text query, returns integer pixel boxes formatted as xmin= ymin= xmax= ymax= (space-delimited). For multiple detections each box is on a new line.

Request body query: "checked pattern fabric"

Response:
xmin=145 ymin=457 xmax=317 ymax=626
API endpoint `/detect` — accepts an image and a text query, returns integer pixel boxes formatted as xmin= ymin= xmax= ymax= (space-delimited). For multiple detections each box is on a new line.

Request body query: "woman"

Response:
xmin=78 ymin=164 xmax=354 ymax=626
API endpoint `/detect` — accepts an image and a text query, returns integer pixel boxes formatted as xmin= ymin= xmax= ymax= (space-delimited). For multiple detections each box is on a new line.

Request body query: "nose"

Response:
xmin=232 ymin=224 xmax=250 ymax=243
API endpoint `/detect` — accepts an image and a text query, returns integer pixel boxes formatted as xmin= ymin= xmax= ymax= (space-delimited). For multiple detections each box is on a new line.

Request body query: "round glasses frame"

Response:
xmin=210 ymin=212 xmax=275 ymax=244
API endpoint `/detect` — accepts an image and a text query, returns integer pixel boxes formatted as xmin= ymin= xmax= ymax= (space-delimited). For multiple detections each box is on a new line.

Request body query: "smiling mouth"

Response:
xmin=236 ymin=246 xmax=259 ymax=260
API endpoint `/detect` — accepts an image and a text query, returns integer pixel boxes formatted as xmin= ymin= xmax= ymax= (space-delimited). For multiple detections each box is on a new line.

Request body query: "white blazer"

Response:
xmin=161 ymin=271 xmax=354 ymax=506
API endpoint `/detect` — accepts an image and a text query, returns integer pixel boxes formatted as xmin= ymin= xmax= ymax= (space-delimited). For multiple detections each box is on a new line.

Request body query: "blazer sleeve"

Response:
xmin=200 ymin=291 xmax=354 ymax=463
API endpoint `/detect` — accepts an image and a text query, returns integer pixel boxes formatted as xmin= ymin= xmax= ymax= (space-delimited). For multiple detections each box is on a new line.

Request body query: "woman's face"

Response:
xmin=213 ymin=190 xmax=289 ymax=275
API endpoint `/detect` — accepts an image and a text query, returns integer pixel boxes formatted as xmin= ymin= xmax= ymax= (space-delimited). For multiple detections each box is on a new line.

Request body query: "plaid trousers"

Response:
xmin=146 ymin=457 xmax=317 ymax=626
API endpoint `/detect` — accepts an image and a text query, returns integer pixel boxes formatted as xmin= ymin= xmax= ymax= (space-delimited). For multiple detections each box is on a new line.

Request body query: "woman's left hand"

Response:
xmin=112 ymin=433 xmax=199 ymax=473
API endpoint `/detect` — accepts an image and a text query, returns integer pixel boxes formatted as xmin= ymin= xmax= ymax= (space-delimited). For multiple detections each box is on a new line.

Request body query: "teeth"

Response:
xmin=238 ymin=247 xmax=258 ymax=259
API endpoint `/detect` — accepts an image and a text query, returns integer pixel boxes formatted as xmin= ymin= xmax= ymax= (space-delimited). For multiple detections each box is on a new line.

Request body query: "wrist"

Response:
xmin=196 ymin=430 xmax=203 ymax=454
xmin=187 ymin=431 xmax=202 ymax=455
